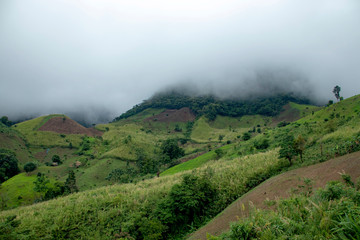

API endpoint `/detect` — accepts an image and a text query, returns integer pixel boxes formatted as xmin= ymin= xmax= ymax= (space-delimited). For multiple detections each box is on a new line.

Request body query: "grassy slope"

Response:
xmin=0 ymin=172 xmax=60 ymax=210
xmin=0 ymin=149 xmax=282 ymax=239
xmin=189 ymin=151 xmax=360 ymax=239
xmin=191 ymin=117 xmax=250 ymax=143
xmin=187 ymin=95 xmax=360 ymax=239
xmin=14 ymin=114 xmax=83 ymax=148
xmin=161 ymin=144 xmax=234 ymax=176
xmin=1 ymin=109 xmax=188 ymax=209
xmin=0 ymin=173 xmax=38 ymax=209
xmin=0 ymin=124 xmax=34 ymax=166
xmin=2 ymin=99 xmax=356 ymax=238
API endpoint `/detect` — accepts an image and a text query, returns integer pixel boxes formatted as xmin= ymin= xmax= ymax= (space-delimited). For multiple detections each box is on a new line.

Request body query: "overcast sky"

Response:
xmin=1 ymin=0 xmax=359 ymax=123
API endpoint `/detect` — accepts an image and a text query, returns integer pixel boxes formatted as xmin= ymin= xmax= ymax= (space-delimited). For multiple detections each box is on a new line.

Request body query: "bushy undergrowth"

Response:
xmin=214 ymin=179 xmax=360 ymax=240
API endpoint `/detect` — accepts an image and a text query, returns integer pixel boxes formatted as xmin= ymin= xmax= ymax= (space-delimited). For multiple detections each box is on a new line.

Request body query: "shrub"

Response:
xmin=0 ymin=215 xmax=20 ymax=239
xmin=174 ymin=124 xmax=182 ymax=132
xmin=254 ymin=138 xmax=269 ymax=150
xmin=242 ymin=132 xmax=251 ymax=141
xmin=215 ymin=148 xmax=224 ymax=159
xmin=156 ymin=171 xmax=218 ymax=234
xmin=277 ymin=121 xmax=289 ymax=128
xmin=24 ymin=162 xmax=37 ymax=173
xmin=160 ymin=139 xmax=185 ymax=163
xmin=51 ymin=155 xmax=62 ymax=165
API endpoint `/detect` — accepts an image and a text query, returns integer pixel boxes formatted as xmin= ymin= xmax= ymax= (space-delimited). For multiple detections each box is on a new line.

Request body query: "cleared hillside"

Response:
xmin=38 ymin=116 xmax=102 ymax=137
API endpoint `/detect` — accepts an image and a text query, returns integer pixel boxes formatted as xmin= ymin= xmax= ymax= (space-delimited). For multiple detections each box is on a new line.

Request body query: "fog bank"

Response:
xmin=0 ymin=0 xmax=359 ymax=123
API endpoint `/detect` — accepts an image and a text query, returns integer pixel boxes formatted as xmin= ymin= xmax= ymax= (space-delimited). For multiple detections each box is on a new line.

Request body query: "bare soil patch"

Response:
xmin=271 ymin=104 xmax=300 ymax=126
xmin=145 ymin=107 xmax=196 ymax=123
xmin=38 ymin=117 xmax=103 ymax=137
xmin=189 ymin=151 xmax=360 ymax=240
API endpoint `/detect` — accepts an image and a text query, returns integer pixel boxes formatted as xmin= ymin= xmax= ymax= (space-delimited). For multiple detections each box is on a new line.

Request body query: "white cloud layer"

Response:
xmin=0 ymin=0 xmax=359 ymax=123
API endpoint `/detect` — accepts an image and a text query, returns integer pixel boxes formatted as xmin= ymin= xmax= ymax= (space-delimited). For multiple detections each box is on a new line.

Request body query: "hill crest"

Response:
xmin=38 ymin=116 xmax=102 ymax=137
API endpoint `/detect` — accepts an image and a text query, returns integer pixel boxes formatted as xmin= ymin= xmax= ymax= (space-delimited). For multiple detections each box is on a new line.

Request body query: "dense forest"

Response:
xmin=113 ymin=91 xmax=311 ymax=122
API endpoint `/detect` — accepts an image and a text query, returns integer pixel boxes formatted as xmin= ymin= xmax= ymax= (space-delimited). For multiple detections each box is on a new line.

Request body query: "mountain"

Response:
xmin=1 ymin=93 xmax=360 ymax=239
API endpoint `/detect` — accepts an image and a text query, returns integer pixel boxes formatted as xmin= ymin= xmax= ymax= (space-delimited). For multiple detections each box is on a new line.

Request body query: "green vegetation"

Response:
xmin=0 ymin=149 xmax=284 ymax=239
xmin=0 ymin=173 xmax=38 ymax=209
xmin=1 ymin=116 xmax=13 ymax=127
xmin=1 ymin=93 xmax=360 ymax=239
xmin=214 ymin=178 xmax=360 ymax=239
xmin=14 ymin=115 xmax=83 ymax=148
xmin=113 ymin=92 xmax=311 ymax=121
xmin=64 ymin=170 xmax=78 ymax=194
xmin=333 ymin=85 xmax=342 ymax=101
xmin=160 ymin=139 xmax=185 ymax=164
xmin=0 ymin=149 xmax=19 ymax=183
xmin=23 ymin=162 xmax=36 ymax=173
xmin=51 ymin=155 xmax=62 ymax=165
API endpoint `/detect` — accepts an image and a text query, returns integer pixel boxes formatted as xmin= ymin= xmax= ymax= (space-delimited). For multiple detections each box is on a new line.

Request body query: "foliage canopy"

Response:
xmin=0 ymin=149 xmax=20 ymax=183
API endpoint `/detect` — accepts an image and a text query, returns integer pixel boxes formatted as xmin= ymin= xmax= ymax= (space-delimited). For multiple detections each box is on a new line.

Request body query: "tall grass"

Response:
xmin=0 ymin=150 xmax=283 ymax=239
xmin=214 ymin=180 xmax=360 ymax=240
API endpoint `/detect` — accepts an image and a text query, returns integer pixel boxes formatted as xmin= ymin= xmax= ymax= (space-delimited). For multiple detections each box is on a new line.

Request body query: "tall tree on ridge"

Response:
xmin=333 ymin=85 xmax=341 ymax=102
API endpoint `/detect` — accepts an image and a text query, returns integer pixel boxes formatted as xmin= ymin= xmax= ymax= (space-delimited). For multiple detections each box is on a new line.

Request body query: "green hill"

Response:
xmin=0 ymin=123 xmax=34 ymax=166
xmin=113 ymin=92 xmax=312 ymax=121
xmin=1 ymin=93 xmax=360 ymax=239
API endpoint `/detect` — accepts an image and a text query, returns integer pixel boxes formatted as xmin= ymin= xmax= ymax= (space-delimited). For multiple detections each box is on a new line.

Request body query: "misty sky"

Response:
xmin=1 ymin=0 xmax=360 ymax=123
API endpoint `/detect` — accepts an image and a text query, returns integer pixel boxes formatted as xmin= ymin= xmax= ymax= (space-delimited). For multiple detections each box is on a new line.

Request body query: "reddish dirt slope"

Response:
xmin=145 ymin=107 xmax=196 ymax=123
xmin=189 ymin=151 xmax=360 ymax=240
xmin=271 ymin=103 xmax=300 ymax=126
xmin=38 ymin=117 xmax=103 ymax=137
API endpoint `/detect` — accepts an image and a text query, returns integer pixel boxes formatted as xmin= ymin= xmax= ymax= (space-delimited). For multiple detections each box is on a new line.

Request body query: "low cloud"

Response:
xmin=0 ymin=0 xmax=359 ymax=124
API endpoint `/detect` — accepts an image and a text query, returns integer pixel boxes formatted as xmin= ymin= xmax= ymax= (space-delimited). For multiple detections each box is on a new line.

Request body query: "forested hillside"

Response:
xmin=113 ymin=92 xmax=311 ymax=121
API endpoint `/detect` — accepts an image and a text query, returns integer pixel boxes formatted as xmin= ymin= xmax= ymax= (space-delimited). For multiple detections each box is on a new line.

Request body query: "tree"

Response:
xmin=51 ymin=155 xmax=62 ymax=165
xmin=160 ymin=139 xmax=185 ymax=163
xmin=279 ymin=135 xmax=297 ymax=165
xmin=156 ymin=171 xmax=218 ymax=233
xmin=24 ymin=162 xmax=37 ymax=173
xmin=64 ymin=170 xmax=78 ymax=194
xmin=0 ymin=116 xmax=12 ymax=127
xmin=0 ymin=149 xmax=20 ymax=183
xmin=136 ymin=150 xmax=159 ymax=174
xmin=293 ymin=135 xmax=306 ymax=162
xmin=44 ymin=182 xmax=65 ymax=200
xmin=33 ymin=172 xmax=50 ymax=195
xmin=218 ymin=135 xmax=224 ymax=142
xmin=184 ymin=121 xmax=194 ymax=139
xmin=333 ymin=85 xmax=341 ymax=102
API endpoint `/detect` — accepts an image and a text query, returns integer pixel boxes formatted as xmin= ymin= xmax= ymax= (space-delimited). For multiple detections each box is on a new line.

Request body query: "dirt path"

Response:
xmin=188 ymin=151 xmax=360 ymax=240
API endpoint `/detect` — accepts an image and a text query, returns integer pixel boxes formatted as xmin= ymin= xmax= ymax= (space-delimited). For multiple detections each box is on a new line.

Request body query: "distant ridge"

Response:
xmin=113 ymin=92 xmax=312 ymax=122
